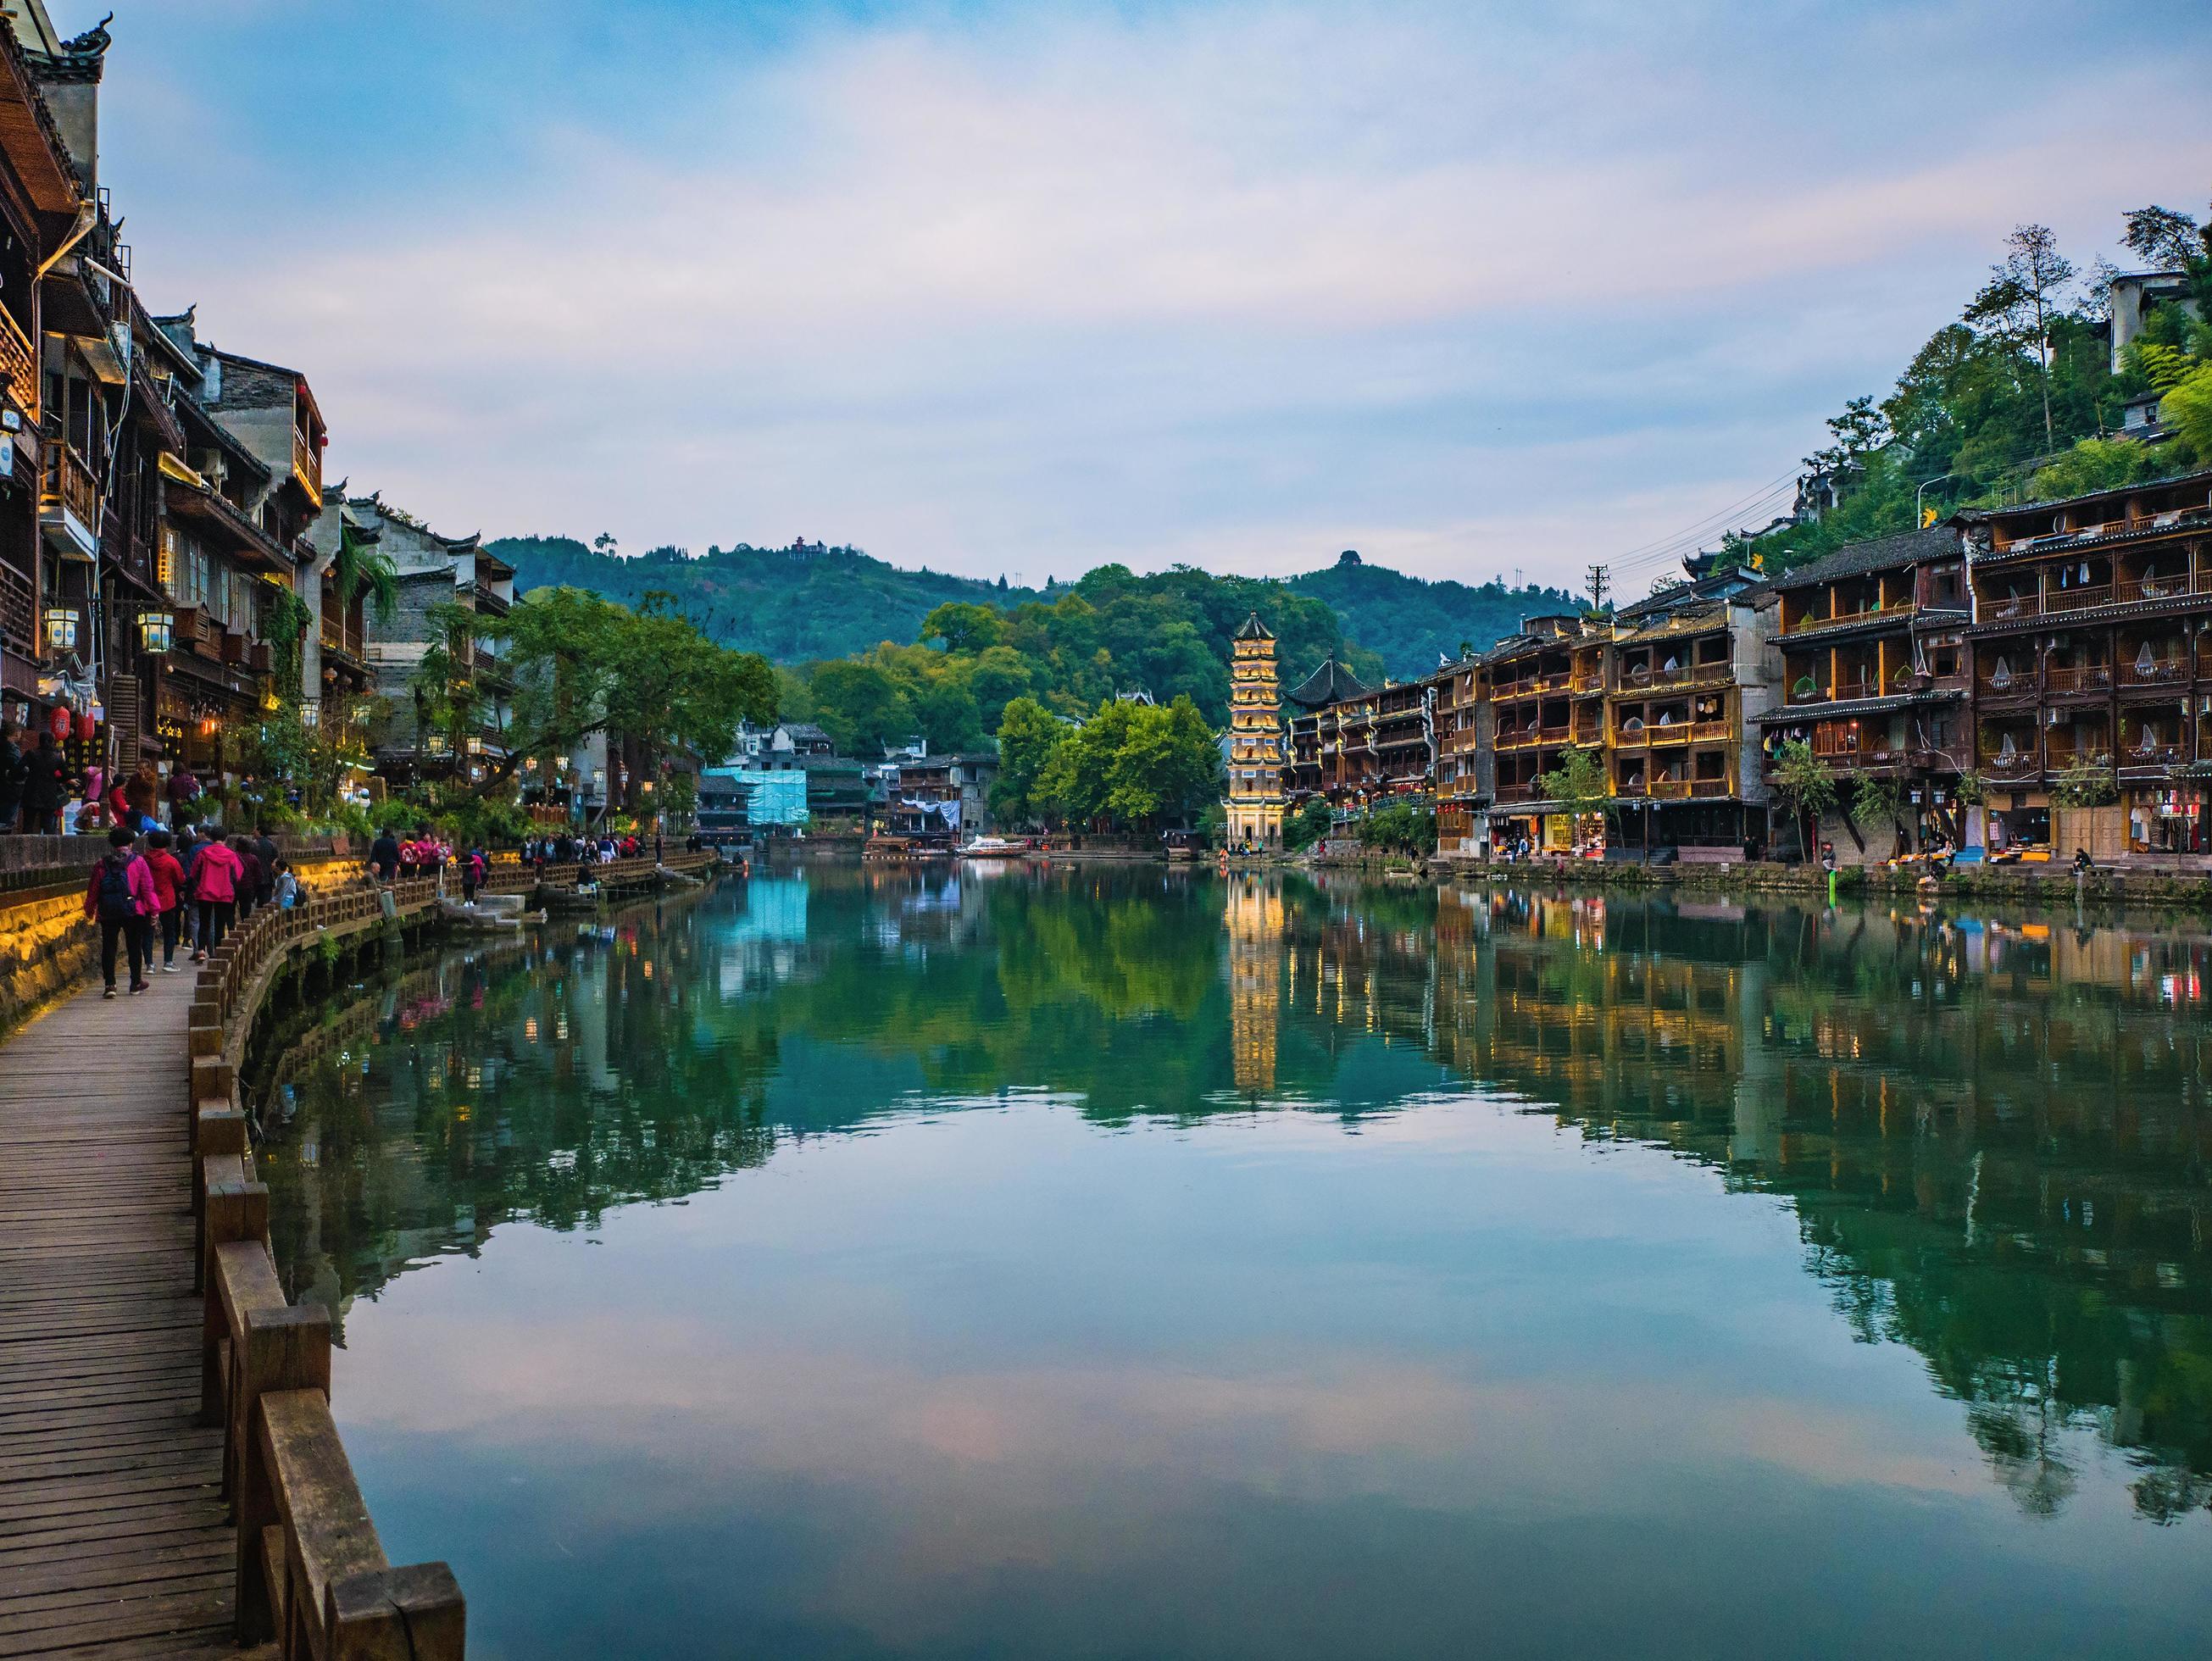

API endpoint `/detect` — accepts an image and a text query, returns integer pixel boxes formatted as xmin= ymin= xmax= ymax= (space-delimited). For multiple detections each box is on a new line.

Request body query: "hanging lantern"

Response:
xmin=42 ymin=607 xmax=76 ymax=653
xmin=137 ymin=609 xmax=174 ymax=653
xmin=75 ymin=709 xmax=96 ymax=742
xmin=47 ymin=704 xmax=70 ymax=741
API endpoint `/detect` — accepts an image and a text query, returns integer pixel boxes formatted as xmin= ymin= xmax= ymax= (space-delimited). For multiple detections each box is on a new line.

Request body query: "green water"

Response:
xmin=256 ymin=866 xmax=2212 ymax=1659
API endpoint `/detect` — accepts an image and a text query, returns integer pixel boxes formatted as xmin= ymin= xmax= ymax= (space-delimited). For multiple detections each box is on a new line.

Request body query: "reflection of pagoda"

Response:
xmin=1224 ymin=614 xmax=1287 ymax=851
xmin=1225 ymin=875 xmax=1284 ymax=1093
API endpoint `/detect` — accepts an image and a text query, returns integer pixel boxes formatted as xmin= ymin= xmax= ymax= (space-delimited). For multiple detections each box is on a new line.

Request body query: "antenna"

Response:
xmin=1586 ymin=564 xmax=1609 ymax=611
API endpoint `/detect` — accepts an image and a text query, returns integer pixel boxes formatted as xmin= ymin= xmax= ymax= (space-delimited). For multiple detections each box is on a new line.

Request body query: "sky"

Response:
xmin=74 ymin=0 xmax=2212 ymax=594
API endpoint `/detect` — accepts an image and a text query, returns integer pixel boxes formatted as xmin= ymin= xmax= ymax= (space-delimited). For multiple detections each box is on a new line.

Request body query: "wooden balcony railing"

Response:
xmin=1647 ymin=778 xmax=1692 ymax=798
xmin=0 ymin=303 xmax=35 ymax=415
xmin=1976 ymin=666 xmax=2039 ymax=697
xmin=1493 ymin=782 xmax=1540 ymax=803
xmin=1691 ymin=720 xmax=1730 ymax=742
xmin=1689 ymin=777 xmax=1732 ymax=797
xmin=2115 ymin=575 xmax=2196 ymax=604
xmin=2043 ymin=583 xmax=2115 ymax=614
xmin=2044 ymin=664 xmax=2113 ymax=695
xmin=42 ymin=440 xmax=97 ymax=532
xmin=292 ymin=425 xmax=321 ymax=506
xmin=1980 ymin=592 xmax=2041 ymax=622
xmin=1981 ymin=747 xmax=2040 ymax=777
xmin=1648 ymin=724 xmax=1692 ymax=746
xmin=2117 ymin=657 xmax=2189 ymax=688
xmin=1613 ymin=727 xmax=1649 ymax=749
xmin=1783 ymin=597 xmax=1916 ymax=636
xmin=1831 ymin=679 xmax=1876 ymax=703
xmin=0 ymin=557 xmax=31 ymax=655
xmin=2120 ymin=740 xmax=2186 ymax=768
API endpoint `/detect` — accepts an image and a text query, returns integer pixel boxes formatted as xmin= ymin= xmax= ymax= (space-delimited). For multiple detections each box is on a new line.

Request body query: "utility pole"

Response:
xmin=1587 ymin=564 xmax=1609 ymax=613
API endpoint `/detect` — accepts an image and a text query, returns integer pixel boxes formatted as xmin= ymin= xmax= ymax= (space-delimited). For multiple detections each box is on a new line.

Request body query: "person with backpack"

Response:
xmin=231 ymin=835 xmax=264 ymax=922
xmin=142 ymin=829 xmax=187 ymax=972
xmin=190 ymin=833 xmax=244 ymax=961
xmin=83 ymin=827 xmax=156 ymax=997
xmin=271 ymin=858 xmax=299 ymax=909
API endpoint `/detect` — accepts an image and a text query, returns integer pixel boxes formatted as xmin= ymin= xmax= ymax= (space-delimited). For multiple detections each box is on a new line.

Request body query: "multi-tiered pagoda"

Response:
xmin=1224 ymin=613 xmax=1287 ymax=850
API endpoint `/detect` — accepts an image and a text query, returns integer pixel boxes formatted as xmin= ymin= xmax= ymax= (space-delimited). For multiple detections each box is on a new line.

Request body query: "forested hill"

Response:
xmin=489 ymin=537 xmax=1576 ymax=682
xmin=486 ymin=536 xmax=1045 ymax=664
xmin=1288 ymin=553 xmax=1580 ymax=676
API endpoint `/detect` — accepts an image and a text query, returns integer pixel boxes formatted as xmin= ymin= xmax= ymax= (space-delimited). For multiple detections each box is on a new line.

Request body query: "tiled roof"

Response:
xmin=1233 ymin=611 xmax=1275 ymax=642
xmin=1286 ymin=655 xmax=1373 ymax=708
xmin=1767 ymin=525 xmax=1958 ymax=591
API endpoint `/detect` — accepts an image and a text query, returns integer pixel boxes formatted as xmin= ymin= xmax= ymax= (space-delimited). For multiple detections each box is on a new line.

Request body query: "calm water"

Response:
xmin=253 ymin=866 xmax=2212 ymax=1659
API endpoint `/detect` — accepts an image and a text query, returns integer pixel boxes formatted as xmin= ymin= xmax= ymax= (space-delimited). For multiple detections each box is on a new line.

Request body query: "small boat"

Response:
xmin=959 ymin=836 xmax=1028 ymax=858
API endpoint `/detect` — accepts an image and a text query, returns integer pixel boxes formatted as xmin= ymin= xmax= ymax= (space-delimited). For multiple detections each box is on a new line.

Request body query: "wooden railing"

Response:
xmin=1688 ymin=777 xmax=1732 ymax=797
xmin=292 ymin=426 xmax=321 ymax=506
xmin=1981 ymin=748 xmax=2040 ymax=777
xmin=0 ymin=303 xmax=35 ymax=415
xmin=2116 ymin=657 xmax=2189 ymax=688
xmin=1784 ymin=597 xmax=1916 ymax=636
xmin=0 ymin=555 xmax=32 ymax=656
xmin=1690 ymin=720 xmax=1730 ymax=742
xmin=186 ymin=873 xmax=464 ymax=1654
xmin=1648 ymin=724 xmax=1692 ymax=747
xmin=1976 ymin=666 xmax=2038 ymax=697
xmin=42 ymin=438 xmax=97 ymax=531
xmin=2044 ymin=664 xmax=2113 ymax=694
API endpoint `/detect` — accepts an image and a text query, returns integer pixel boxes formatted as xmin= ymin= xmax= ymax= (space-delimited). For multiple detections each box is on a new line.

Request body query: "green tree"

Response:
xmin=1537 ymin=744 xmax=1611 ymax=848
xmin=989 ymin=697 xmax=1067 ymax=825
xmin=807 ymin=660 xmax=914 ymax=758
xmin=1284 ymin=796 xmax=1334 ymax=851
xmin=1770 ymin=740 xmax=1837 ymax=860
xmin=2052 ymin=754 xmax=2118 ymax=808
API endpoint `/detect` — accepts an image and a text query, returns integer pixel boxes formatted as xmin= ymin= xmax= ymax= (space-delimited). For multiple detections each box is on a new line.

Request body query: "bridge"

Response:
xmin=0 ymin=852 xmax=714 ymax=1657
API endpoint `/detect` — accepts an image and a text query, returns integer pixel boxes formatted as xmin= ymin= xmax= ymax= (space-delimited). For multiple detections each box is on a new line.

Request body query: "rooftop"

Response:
xmin=1286 ymin=655 xmax=1373 ymax=709
xmin=1766 ymin=525 xmax=1959 ymax=591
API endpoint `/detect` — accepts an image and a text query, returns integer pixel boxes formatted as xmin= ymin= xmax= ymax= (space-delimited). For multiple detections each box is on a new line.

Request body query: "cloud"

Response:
xmin=92 ymin=1 xmax=2212 ymax=586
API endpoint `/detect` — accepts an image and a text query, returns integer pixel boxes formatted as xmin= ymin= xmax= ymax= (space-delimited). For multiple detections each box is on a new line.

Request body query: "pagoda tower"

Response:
xmin=1224 ymin=612 xmax=1287 ymax=850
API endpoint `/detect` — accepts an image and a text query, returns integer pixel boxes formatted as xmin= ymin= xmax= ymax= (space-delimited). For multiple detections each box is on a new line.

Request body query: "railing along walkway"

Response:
xmin=0 ymin=873 xmax=459 ymax=1659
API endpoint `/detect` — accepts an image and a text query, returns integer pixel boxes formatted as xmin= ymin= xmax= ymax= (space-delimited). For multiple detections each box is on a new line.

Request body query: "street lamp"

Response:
xmin=1915 ymin=472 xmax=1959 ymax=531
xmin=137 ymin=608 xmax=174 ymax=653
xmin=42 ymin=607 xmax=75 ymax=653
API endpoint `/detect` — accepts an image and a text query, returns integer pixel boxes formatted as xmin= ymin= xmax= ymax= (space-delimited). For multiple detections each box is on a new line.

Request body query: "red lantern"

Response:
xmin=47 ymin=705 xmax=69 ymax=742
xmin=75 ymin=710 xmax=96 ymax=742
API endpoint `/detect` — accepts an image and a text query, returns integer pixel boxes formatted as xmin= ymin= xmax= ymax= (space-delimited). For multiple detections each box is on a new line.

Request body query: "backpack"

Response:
xmin=97 ymin=854 xmax=136 ymax=921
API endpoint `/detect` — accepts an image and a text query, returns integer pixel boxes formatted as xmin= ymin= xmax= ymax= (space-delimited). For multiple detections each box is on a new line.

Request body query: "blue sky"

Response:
xmin=81 ymin=0 xmax=2212 ymax=592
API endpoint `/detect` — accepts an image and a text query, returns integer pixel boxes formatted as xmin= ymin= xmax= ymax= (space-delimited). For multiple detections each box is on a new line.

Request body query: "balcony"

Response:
xmin=2116 ymin=575 xmax=2197 ymax=605
xmin=1493 ymin=782 xmax=1540 ymax=804
xmin=0 ymin=305 xmax=35 ymax=416
xmin=2043 ymin=583 xmax=2114 ymax=614
xmin=1979 ymin=592 xmax=2040 ymax=623
xmin=2044 ymin=664 xmax=2113 ymax=696
xmin=40 ymin=442 xmax=97 ymax=558
xmin=1783 ymin=597 xmax=1915 ymax=636
xmin=1689 ymin=777 xmax=1733 ymax=797
xmin=1647 ymin=778 xmax=1693 ymax=799
xmin=1613 ymin=726 xmax=1649 ymax=749
xmin=1975 ymin=665 xmax=2038 ymax=700
xmin=292 ymin=427 xmax=322 ymax=507
xmin=2120 ymin=739 xmax=2186 ymax=771
xmin=1648 ymin=723 xmax=1692 ymax=747
xmin=2116 ymin=655 xmax=2188 ymax=689
xmin=0 ymin=558 xmax=31 ymax=657
xmin=1570 ymin=673 xmax=1604 ymax=694
xmin=1692 ymin=661 xmax=1733 ymax=685
xmin=1980 ymin=747 xmax=2041 ymax=778
xmin=1831 ymin=678 xmax=1876 ymax=703
xmin=1691 ymin=720 xmax=1730 ymax=742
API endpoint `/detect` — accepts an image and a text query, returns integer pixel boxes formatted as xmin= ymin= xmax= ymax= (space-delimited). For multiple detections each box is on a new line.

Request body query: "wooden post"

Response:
xmin=233 ymin=1302 xmax=333 ymax=1642
xmin=329 ymin=1563 xmax=467 ymax=1660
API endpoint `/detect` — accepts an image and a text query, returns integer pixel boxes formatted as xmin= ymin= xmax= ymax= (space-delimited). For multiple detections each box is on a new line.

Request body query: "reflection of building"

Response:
xmin=1224 ymin=875 xmax=1283 ymax=1092
xmin=1224 ymin=613 xmax=1287 ymax=848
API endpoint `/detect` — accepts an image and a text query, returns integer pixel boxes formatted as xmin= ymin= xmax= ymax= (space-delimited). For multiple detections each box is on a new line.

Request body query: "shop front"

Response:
xmin=2129 ymin=784 xmax=2206 ymax=855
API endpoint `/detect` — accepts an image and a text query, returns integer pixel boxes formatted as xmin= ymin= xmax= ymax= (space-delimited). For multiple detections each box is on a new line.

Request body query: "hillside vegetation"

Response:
xmin=1745 ymin=198 xmax=2212 ymax=575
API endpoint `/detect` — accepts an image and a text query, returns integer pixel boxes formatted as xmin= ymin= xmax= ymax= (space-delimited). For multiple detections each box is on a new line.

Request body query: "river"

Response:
xmin=253 ymin=864 xmax=2212 ymax=1658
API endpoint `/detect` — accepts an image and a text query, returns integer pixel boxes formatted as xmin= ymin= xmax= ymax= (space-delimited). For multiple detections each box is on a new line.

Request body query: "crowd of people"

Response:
xmin=79 ymin=821 xmax=296 ymax=998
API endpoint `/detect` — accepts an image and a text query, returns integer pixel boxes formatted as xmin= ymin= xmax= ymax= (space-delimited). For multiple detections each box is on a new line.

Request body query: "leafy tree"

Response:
xmin=1850 ymin=770 xmax=1905 ymax=856
xmin=807 ymin=660 xmax=914 ymax=758
xmin=1770 ymin=739 xmax=1837 ymax=860
xmin=2052 ymin=754 xmax=2118 ymax=808
xmin=989 ymin=697 xmax=1068 ymax=826
xmin=2122 ymin=204 xmax=2207 ymax=269
xmin=1965 ymin=224 xmax=2076 ymax=448
xmin=1537 ymin=744 xmax=1611 ymax=847
xmin=1284 ymin=795 xmax=1334 ymax=851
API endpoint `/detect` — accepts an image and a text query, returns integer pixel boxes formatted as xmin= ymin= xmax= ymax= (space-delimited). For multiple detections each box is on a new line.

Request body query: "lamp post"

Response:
xmin=42 ymin=606 xmax=76 ymax=653
xmin=1915 ymin=472 xmax=1959 ymax=533
xmin=136 ymin=608 xmax=174 ymax=653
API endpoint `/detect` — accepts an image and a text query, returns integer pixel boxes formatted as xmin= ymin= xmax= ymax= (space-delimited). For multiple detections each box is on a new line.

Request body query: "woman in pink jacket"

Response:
xmin=83 ymin=827 xmax=158 ymax=997
xmin=190 ymin=834 xmax=245 ymax=963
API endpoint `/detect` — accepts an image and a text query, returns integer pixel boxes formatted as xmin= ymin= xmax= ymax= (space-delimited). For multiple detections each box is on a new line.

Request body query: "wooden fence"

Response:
xmin=185 ymin=872 xmax=464 ymax=1657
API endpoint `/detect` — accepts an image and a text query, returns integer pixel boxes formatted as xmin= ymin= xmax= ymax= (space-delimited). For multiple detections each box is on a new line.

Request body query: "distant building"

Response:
xmin=885 ymin=752 xmax=997 ymax=838
xmin=2107 ymin=269 xmax=2200 ymax=373
xmin=1223 ymin=613 xmax=1287 ymax=849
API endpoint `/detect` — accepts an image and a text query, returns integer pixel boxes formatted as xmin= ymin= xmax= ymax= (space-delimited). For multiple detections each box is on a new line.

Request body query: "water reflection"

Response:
xmin=253 ymin=866 xmax=2212 ymax=1651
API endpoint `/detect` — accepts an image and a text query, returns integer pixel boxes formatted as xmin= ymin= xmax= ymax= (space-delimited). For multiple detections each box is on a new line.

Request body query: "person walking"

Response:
xmin=272 ymin=858 xmax=299 ymax=908
xmin=125 ymin=760 xmax=159 ymax=833
xmin=370 ymin=825 xmax=400 ymax=884
xmin=251 ymin=825 xmax=279 ymax=909
xmin=142 ymin=828 xmax=186 ymax=972
xmin=21 ymin=731 xmax=66 ymax=835
xmin=231 ymin=835 xmax=264 ymax=922
xmin=84 ymin=826 xmax=156 ymax=997
xmin=190 ymin=832 xmax=244 ymax=962
xmin=0 ymin=719 xmax=25 ymax=831
xmin=164 ymin=765 xmax=200 ymax=829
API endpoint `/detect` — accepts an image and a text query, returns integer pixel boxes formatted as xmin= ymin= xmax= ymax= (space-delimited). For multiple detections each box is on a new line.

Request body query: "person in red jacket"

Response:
xmin=189 ymin=835 xmax=244 ymax=962
xmin=141 ymin=829 xmax=187 ymax=973
xmin=83 ymin=827 xmax=157 ymax=997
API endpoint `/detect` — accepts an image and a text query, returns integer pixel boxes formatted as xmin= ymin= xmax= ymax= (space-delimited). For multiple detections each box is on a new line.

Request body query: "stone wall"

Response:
xmin=0 ymin=883 xmax=96 ymax=1036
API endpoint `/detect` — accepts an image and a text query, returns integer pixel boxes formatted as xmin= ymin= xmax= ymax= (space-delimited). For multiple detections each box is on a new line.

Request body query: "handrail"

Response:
xmin=188 ymin=869 xmax=463 ymax=1653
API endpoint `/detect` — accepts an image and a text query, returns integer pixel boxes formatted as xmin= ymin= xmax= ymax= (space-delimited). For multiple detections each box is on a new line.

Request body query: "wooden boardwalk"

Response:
xmin=0 ymin=964 xmax=256 ymax=1659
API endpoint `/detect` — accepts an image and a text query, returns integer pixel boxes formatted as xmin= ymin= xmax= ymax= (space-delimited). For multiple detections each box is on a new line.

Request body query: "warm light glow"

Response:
xmin=137 ymin=609 xmax=174 ymax=653
xmin=42 ymin=607 xmax=76 ymax=652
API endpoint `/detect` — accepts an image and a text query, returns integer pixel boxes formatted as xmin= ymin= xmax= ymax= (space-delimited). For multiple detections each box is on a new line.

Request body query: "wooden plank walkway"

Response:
xmin=0 ymin=962 xmax=258 ymax=1659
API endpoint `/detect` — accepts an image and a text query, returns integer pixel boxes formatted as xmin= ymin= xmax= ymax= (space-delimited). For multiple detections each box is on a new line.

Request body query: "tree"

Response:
xmin=2122 ymin=204 xmax=2206 ymax=269
xmin=989 ymin=697 xmax=1066 ymax=825
xmin=1850 ymin=769 xmax=1905 ymax=858
xmin=1965 ymin=224 xmax=2076 ymax=448
xmin=807 ymin=660 xmax=914 ymax=758
xmin=920 ymin=601 xmax=1004 ymax=655
xmin=1537 ymin=743 xmax=1611 ymax=849
xmin=1104 ymin=697 xmax=1219 ymax=829
xmin=1284 ymin=796 xmax=1333 ymax=851
xmin=2052 ymin=754 xmax=2118 ymax=808
xmin=1770 ymin=740 xmax=1837 ymax=861
xmin=331 ymin=524 xmax=399 ymax=624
